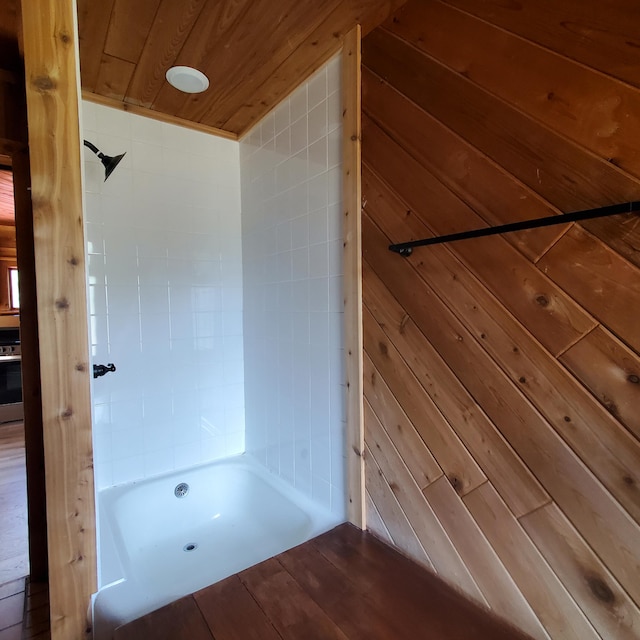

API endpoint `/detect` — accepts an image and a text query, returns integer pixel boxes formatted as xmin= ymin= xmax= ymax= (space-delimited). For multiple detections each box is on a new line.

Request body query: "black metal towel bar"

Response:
xmin=388 ymin=201 xmax=640 ymax=256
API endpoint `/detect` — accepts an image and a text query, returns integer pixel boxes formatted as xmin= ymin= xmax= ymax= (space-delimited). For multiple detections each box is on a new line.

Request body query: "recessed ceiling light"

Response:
xmin=166 ymin=66 xmax=209 ymax=94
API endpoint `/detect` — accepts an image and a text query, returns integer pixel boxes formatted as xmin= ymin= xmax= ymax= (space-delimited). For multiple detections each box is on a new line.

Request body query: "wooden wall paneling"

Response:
xmin=342 ymin=26 xmax=365 ymax=528
xmin=362 ymin=257 xmax=549 ymax=518
xmin=362 ymin=115 xmax=596 ymax=356
xmin=364 ymin=490 xmax=393 ymax=546
xmin=362 ymin=213 xmax=640 ymax=604
xmin=580 ymin=213 xmax=640 ymax=270
xmin=361 ymin=67 xmax=566 ymax=262
xmin=103 ymin=0 xmax=162 ymax=64
xmin=560 ymin=326 xmax=640 ymax=440
xmin=385 ymin=0 xmax=640 ymax=179
xmin=423 ymin=477 xmax=550 ymax=639
xmin=363 ymin=354 xmax=442 ymax=489
xmin=441 ymin=0 xmax=640 ymax=91
xmin=362 ymin=28 xmax=640 ymax=213
xmin=520 ymin=503 xmax=640 ymax=639
xmin=364 ymin=444 xmax=432 ymax=567
xmin=75 ymin=0 xmax=116 ymax=92
xmin=222 ymin=0 xmax=408 ymax=136
xmin=463 ymin=483 xmax=599 ymax=640
xmin=94 ymin=54 xmax=135 ymax=102
xmin=364 ymin=403 xmax=485 ymax=600
xmin=21 ymin=1 xmax=97 ymax=638
xmin=363 ymin=306 xmax=487 ymax=496
xmin=362 ymin=165 xmax=640 ymax=522
xmin=538 ymin=225 xmax=640 ymax=354
xmin=124 ymin=0 xmax=208 ymax=109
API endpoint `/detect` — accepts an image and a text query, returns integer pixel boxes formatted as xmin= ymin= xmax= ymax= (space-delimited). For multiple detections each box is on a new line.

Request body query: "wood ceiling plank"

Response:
xmin=104 ymin=0 xmax=162 ymax=64
xmin=94 ymin=54 xmax=135 ymax=102
xmin=386 ymin=0 xmax=640 ymax=180
xmin=0 ymin=170 xmax=14 ymax=224
xmin=149 ymin=0 xmax=254 ymax=121
xmin=179 ymin=0 xmax=337 ymax=126
xmin=442 ymin=0 xmax=640 ymax=91
xmin=222 ymin=0 xmax=408 ymax=135
xmin=363 ymin=27 xmax=640 ymax=213
xmin=76 ymin=0 xmax=116 ymax=92
xmin=198 ymin=0 xmax=343 ymax=130
xmin=560 ymin=326 xmax=640 ymax=440
xmin=125 ymin=0 xmax=209 ymax=108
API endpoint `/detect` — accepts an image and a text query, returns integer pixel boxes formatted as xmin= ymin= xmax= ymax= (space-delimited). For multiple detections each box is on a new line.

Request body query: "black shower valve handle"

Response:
xmin=93 ymin=363 xmax=116 ymax=379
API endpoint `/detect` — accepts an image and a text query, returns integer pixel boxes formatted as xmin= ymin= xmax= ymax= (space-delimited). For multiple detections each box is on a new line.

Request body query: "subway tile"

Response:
xmin=308 ymin=67 xmax=327 ymax=110
xmin=308 ymin=100 xmax=328 ymax=144
xmin=289 ymin=85 xmax=308 ymax=124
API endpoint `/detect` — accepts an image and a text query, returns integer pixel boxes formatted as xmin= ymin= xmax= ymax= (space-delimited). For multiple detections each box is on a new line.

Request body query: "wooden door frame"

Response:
xmin=21 ymin=1 xmax=97 ymax=639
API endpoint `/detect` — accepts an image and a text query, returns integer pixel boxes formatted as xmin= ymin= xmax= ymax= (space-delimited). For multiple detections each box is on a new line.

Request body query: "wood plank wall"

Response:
xmin=360 ymin=1 xmax=640 ymax=638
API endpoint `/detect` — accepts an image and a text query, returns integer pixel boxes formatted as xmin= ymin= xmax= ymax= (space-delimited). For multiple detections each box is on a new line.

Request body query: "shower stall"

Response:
xmin=84 ymin=56 xmax=346 ymax=636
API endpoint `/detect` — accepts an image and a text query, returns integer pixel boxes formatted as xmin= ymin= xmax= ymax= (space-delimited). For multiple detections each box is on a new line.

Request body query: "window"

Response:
xmin=9 ymin=267 xmax=19 ymax=309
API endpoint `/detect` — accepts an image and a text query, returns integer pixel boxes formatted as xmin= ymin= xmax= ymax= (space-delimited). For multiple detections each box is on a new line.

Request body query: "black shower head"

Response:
xmin=83 ymin=140 xmax=126 ymax=181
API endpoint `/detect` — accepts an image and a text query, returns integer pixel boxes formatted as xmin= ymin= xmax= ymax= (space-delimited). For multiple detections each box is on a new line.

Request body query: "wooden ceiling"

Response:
xmin=77 ymin=0 xmax=405 ymax=137
xmin=0 ymin=170 xmax=15 ymax=225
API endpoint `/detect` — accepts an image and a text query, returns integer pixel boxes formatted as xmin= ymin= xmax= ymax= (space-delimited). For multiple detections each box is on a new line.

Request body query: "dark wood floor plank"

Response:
xmin=115 ymin=524 xmax=534 ymax=640
xmin=113 ymin=596 xmax=214 ymax=640
xmin=277 ymin=541 xmax=413 ymax=640
xmin=313 ymin=525 xmax=533 ymax=640
xmin=194 ymin=574 xmax=282 ymax=640
xmin=0 ymin=592 xmax=24 ymax=631
xmin=239 ymin=557 xmax=349 ymax=640
xmin=0 ymin=579 xmax=24 ymax=601
xmin=0 ymin=624 xmax=21 ymax=640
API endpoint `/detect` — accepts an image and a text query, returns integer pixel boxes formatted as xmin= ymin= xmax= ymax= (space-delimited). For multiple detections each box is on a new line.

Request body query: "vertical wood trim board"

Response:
xmin=342 ymin=25 xmax=365 ymax=528
xmin=21 ymin=1 xmax=97 ymax=639
xmin=361 ymin=0 xmax=640 ymax=638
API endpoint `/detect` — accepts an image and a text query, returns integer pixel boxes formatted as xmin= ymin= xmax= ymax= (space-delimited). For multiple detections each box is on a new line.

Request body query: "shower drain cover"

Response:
xmin=174 ymin=482 xmax=189 ymax=498
xmin=183 ymin=542 xmax=198 ymax=552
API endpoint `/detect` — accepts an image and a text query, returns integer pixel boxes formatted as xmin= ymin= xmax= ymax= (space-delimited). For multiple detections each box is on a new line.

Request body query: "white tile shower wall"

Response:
xmin=240 ymin=55 xmax=346 ymax=519
xmin=82 ymin=101 xmax=244 ymax=490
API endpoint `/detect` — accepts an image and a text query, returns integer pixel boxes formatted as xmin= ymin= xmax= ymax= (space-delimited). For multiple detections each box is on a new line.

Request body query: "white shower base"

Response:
xmin=92 ymin=454 xmax=340 ymax=639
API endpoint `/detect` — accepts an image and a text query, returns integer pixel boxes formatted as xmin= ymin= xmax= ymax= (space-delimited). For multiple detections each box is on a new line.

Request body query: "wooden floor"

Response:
xmin=0 ymin=422 xmax=28 ymax=586
xmin=115 ymin=523 xmax=532 ymax=640
xmin=0 ymin=422 xmax=50 ymax=639
xmin=0 ymin=578 xmax=50 ymax=640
